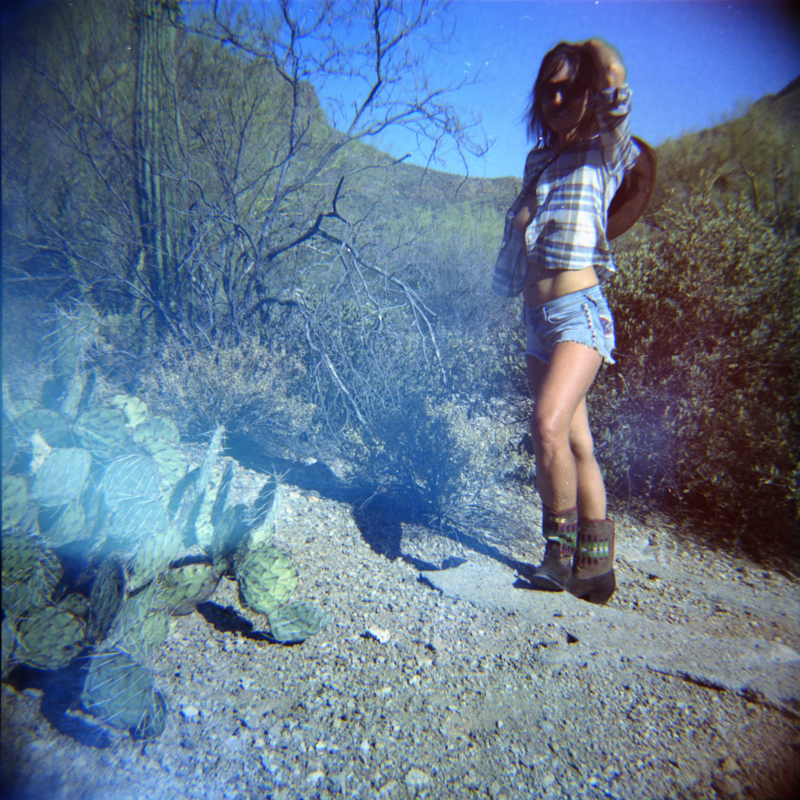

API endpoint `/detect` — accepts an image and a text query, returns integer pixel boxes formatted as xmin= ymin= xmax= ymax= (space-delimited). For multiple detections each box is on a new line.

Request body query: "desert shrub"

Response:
xmin=595 ymin=196 xmax=799 ymax=553
xmin=136 ymin=336 xmax=315 ymax=446
xmin=341 ymin=392 xmax=530 ymax=525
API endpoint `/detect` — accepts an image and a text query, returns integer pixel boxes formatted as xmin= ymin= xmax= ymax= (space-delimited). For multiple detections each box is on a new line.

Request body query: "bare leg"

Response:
xmin=526 ymin=343 xmax=605 ymax=519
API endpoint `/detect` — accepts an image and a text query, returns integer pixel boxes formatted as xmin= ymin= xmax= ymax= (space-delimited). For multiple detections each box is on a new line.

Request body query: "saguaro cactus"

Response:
xmin=133 ymin=0 xmax=185 ymax=322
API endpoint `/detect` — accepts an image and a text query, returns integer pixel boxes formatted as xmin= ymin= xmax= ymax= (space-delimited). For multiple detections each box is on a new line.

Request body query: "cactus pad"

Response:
xmin=102 ymin=454 xmax=161 ymax=509
xmin=58 ymin=592 xmax=91 ymax=618
xmin=17 ymin=408 xmax=74 ymax=448
xmin=134 ymin=417 xmax=185 ymax=491
xmin=133 ymin=416 xmax=180 ymax=447
xmin=1 ymin=619 xmax=16 ymax=677
xmin=87 ymin=558 xmax=125 ymax=643
xmin=235 ymin=544 xmax=298 ymax=616
xmin=111 ymin=395 xmax=149 ymax=429
xmin=81 ymin=648 xmax=168 ymax=738
xmin=38 ymin=500 xmax=87 ymax=547
xmin=15 ymin=606 xmax=85 ymax=671
xmin=154 ymin=560 xmax=222 ymax=616
xmin=211 ymin=503 xmax=249 ymax=566
xmin=107 ymin=498 xmax=169 ymax=550
xmin=31 ymin=447 xmax=91 ymax=507
xmin=104 ymin=586 xmax=169 ymax=663
xmin=2 ymin=475 xmax=30 ymax=529
xmin=74 ymin=406 xmax=129 ymax=454
xmin=48 ymin=302 xmax=98 ymax=378
xmin=126 ymin=524 xmax=183 ymax=592
xmin=187 ymin=462 xmax=225 ymax=553
xmin=267 ymin=601 xmax=330 ymax=644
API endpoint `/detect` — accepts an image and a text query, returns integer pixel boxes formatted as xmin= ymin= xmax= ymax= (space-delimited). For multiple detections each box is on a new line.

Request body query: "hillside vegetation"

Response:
xmin=2 ymin=0 xmax=798 ymax=562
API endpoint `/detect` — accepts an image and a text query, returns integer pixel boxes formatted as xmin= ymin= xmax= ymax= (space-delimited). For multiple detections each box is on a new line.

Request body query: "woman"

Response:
xmin=502 ymin=39 xmax=637 ymax=603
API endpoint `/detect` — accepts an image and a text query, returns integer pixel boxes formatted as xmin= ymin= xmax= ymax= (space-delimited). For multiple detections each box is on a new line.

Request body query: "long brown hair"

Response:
xmin=526 ymin=42 xmax=602 ymax=150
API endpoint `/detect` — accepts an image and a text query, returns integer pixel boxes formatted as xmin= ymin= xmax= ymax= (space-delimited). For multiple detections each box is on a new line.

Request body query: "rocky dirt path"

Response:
xmin=2 ymin=456 xmax=800 ymax=800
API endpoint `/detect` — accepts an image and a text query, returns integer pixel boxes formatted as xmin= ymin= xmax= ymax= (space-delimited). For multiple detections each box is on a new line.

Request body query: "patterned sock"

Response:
xmin=574 ymin=519 xmax=615 ymax=573
xmin=542 ymin=505 xmax=578 ymax=557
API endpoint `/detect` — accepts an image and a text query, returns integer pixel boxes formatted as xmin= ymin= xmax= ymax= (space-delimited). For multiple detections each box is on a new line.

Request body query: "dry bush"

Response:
xmin=137 ymin=336 xmax=315 ymax=447
xmin=352 ymin=394 xmax=530 ymax=525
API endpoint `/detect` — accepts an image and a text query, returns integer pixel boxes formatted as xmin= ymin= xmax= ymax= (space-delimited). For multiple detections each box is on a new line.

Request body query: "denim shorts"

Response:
xmin=523 ymin=285 xmax=616 ymax=365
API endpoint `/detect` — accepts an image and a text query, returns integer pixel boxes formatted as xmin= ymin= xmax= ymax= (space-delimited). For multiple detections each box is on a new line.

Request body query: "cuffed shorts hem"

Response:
xmin=523 ymin=285 xmax=616 ymax=366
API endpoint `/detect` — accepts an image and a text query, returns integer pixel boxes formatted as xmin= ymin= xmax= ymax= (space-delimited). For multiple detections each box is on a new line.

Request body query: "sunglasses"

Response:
xmin=539 ymin=80 xmax=587 ymax=105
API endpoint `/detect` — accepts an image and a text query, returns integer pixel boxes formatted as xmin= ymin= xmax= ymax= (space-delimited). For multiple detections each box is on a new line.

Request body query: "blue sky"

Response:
xmin=361 ymin=0 xmax=800 ymax=178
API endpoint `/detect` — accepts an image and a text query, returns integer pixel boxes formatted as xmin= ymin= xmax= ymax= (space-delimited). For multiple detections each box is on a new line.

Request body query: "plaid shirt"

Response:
xmin=492 ymin=85 xmax=637 ymax=297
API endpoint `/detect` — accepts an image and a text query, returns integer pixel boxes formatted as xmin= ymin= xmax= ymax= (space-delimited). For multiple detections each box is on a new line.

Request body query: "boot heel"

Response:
xmin=568 ymin=569 xmax=616 ymax=605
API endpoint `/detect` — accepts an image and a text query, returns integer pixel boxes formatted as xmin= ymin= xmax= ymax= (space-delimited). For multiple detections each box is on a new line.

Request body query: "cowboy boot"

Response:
xmin=521 ymin=505 xmax=577 ymax=591
xmin=568 ymin=518 xmax=616 ymax=604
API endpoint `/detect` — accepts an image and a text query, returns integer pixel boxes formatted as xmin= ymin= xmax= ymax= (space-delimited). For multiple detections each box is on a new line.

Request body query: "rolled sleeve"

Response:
xmin=593 ymin=84 xmax=636 ymax=174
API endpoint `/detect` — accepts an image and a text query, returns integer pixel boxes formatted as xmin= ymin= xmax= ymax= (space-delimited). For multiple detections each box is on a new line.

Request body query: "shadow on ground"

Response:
xmin=224 ymin=434 xmax=521 ymax=574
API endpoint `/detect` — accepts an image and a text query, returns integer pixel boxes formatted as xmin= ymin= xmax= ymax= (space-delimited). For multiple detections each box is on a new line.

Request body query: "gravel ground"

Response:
xmin=2 ymin=455 xmax=800 ymax=800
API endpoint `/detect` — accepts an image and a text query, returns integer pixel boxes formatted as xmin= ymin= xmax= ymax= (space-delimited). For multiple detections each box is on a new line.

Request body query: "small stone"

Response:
xmin=489 ymin=780 xmax=509 ymax=799
xmin=306 ymin=769 xmax=325 ymax=784
xmin=365 ymin=626 xmax=391 ymax=644
xmin=463 ymin=772 xmax=481 ymax=790
xmin=377 ymin=780 xmax=399 ymax=798
xmin=713 ymin=773 xmax=746 ymax=800
xmin=181 ymin=705 xmax=200 ymax=719
xmin=405 ymin=767 xmax=432 ymax=795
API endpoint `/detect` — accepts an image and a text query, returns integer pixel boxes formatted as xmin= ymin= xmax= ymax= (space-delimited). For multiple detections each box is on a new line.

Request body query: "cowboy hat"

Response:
xmin=607 ymin=136 xmax=657 ymax=240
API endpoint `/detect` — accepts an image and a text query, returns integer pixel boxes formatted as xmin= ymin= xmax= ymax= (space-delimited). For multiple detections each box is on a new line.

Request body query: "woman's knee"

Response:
xmin=532 ymin=407 xmax=570 ymax=453
xmin=569 ymin=421 xmax=595 ymax=462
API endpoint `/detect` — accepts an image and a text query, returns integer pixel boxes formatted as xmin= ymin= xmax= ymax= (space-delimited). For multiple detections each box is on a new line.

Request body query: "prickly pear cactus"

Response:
xmin=2 ymin=533 xmax=63 ymax=621
xmin=16 ymin=408 xmax=74 ymax=448
xmin=102 ymin=583 xmax=169 ymax=664
xmin=210 ymin=503 xmax=249 ymax=567
xmin=235 ymin=543 xmax=299 ymax=616
xmin=2 ymin=475 xmax=29 ymax=529
xmin=87 ymin=558 xmax=126 ymax=644
xmin=247 ymin=473 xmax=281 ymax=547
xmin=267 ymin=601 xmax=331 ymax=644
xmin=38 ymin=500 xmax=86 ymax=547
xmin=31 ymin=447 xmax=91 ymax=507
xmin=15 ymin=606 xmax=86 ymax=671
xmin=81 ymin=648 xmax=168 ymax=739
xmin=73 ymin=406 xmax=130 ymax=456
xmin=126 ymin=523 xmax=183 ymax=592
xmin=45 ymin=302 xmax=99 ymax=420
xmin=2 ymin=328 xmax=329 ymax=740
xmin=48 ymin=302 xmax=98 ymax=380
xmin=111 ymin=394 xmax=149 ymax=429
xmin=154 ymin=560 xmax=222 ymax=616
xmin=1 ymin=619 xmax=16 ymax=678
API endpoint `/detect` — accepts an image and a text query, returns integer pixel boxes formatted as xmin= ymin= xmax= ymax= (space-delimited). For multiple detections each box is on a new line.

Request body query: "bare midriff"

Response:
xmin=512 ymin=193 xmax=599 ymax=307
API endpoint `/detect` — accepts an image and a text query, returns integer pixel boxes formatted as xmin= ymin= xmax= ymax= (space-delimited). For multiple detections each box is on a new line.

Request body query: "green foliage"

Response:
xmin=597 ymin=196 xmax=799 ymax=549
xmin=267 ymin=601 xmax=331 ymax=644
xmin=81 ymin=648 xmax=168 ymax=740
xmin=154 ymin=561 xmax=222 ymax=616
xmin=31 ymin=447 xmax=92 ymax=507
xmin=651 ymin=89 xmax=800 ymax=223
xmin=15 ymin=606 xmax=85 ymax=671
xmin=1 ymin=305 xmax=329 ymax=737
xmin=2 ymin=475 xmax=29 ymax=529
xmin=235 ymin=544 xmax=299 ymax=616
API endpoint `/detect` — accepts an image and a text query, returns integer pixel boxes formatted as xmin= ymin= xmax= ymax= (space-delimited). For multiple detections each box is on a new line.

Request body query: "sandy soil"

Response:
xmin=2 ymin=451 xmax=800 ymax=800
